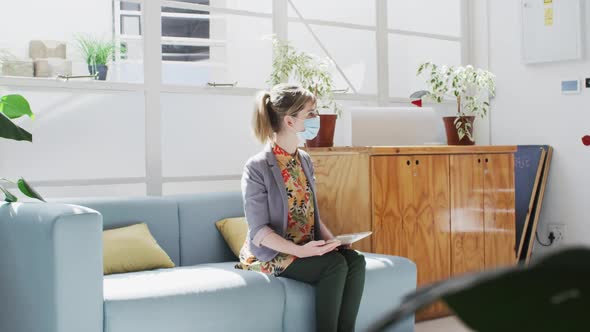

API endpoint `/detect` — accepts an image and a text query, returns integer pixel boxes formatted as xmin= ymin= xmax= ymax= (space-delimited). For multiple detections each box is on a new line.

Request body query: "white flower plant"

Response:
xmin=417 ymin=62 xmax=496 ymax=141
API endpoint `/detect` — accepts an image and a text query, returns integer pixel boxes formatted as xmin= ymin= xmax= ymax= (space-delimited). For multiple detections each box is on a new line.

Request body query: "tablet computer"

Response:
xmin=326 ymin=231 xmax=372 ymax=245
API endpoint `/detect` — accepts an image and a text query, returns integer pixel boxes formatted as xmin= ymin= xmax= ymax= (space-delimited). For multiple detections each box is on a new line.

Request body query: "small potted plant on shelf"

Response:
xmin=417 ymin=62 xmax=496 ymax=145
xmin=268 ymin=36 xmax=342 ymax=148
xmin=74 ymin=34 xmax=115 ymax=81
xmin=0 ymin=94 xmax=45 ymax=202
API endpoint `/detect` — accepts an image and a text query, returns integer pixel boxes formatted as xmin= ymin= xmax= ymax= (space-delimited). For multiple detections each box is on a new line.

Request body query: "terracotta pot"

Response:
xmin=443 ymin=116 xmax=476 ymax=145
xmin=305 ymin=114 xmax=337 ymax=147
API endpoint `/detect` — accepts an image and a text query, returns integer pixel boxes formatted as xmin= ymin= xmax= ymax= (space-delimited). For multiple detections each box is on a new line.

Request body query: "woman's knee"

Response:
xmin=322 ymin=252 xmax=348 ymax=276
xmin=345 ymin=251 xmax=367 ymax=272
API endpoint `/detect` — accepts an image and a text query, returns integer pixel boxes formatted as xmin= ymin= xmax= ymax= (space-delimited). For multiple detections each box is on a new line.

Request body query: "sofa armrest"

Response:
xmin=0 ymin=202 xmax=104 ymax=332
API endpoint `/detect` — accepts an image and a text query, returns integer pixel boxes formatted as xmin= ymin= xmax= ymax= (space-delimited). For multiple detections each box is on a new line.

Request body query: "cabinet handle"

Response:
xmin=478 ymin=158 xmax=481 ymax=163
xmin=415 ymin=160 xmax=420 ymax=165
xmin=406 ymin=160 xmax=411 ymax=166
xmin=485 ymin=158 xmax=489 ymax=163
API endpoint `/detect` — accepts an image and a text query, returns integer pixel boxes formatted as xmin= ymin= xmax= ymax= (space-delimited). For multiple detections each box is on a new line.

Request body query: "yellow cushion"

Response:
xmin=103 ymin=223 xmax=175 ymax=275
xmin=215 ymin=217 xmax=248 ymax=258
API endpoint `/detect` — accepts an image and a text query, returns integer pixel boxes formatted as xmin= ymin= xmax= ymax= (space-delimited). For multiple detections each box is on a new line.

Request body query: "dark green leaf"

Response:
xmin=17 ymin=178 xmax=45 ymax=202
xmin=0 ymin=185 xmax=18 ymax=202
xmin=0 ymin=94 xmax=34 ymax=120
xmin=0 ymin=112 xmax=32 ymax=142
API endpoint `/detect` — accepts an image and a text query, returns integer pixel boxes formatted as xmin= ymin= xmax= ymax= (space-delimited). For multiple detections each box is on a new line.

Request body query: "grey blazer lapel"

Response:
xmin=299 ymin=152 xmax=316 ymax=194
xmin=265 ymin=143 xmax=289 ymax=234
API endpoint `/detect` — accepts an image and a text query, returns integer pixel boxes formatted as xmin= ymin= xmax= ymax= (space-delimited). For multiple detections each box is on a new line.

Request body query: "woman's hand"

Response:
xmin=296 ymin=240 xmax=341 ymax=258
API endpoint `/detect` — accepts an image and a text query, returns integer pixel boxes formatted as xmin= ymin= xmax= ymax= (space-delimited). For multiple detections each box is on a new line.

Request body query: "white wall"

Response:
xmin=0 ymin=86 xmax=360 ymax=199
xmin=476 ymin=0 xmax=590 ymax=256
xmin=0 ymin=88 xmax=146 ymax=182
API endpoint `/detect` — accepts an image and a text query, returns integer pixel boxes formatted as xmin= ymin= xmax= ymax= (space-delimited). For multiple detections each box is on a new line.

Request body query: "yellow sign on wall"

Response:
xmin=545 ymin=7 xmax=554 ymax=26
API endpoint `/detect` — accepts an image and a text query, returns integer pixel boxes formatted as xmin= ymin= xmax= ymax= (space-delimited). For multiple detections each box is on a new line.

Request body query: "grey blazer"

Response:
xmin=241 ymin=143 xmax=322 ymax=262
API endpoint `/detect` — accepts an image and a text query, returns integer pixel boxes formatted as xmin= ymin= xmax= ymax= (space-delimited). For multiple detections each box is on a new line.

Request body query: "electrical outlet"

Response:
xmin=548 ymin=224 xmax=566 ymax=245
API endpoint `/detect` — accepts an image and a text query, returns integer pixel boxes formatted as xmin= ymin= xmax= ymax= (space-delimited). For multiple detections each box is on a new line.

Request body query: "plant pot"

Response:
xmin=305 ymin=114 xmax=337 ymax=148
xmin=443 ymin=116 xmax=476 ymax=145
xmin=88 ymin=64 xmax=108 ymax=80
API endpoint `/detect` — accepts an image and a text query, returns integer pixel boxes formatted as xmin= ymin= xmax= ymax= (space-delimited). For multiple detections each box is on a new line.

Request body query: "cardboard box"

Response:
xmin=1 ymin=60 xmax=34 ymax=77
xmin=29 ymin=40 xmax=67 ymax=59
xmin=34 ymin=58 xmax=72 ymax=77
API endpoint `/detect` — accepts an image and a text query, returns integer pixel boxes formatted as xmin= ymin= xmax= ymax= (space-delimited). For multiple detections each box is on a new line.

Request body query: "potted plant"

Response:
xmin=0 ymin=94 xmax=45 ymax=202
xmin=74 ymin=34 xmax=115 ymax=81
xmin=417 ymin=62 xmax=496 ymax=145
xmin=268 ymin=36 xmax=342 ymax=147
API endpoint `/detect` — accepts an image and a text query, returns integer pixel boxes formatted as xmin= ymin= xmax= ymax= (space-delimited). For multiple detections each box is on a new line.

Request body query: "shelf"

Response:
xmin=0 ymin=76 xmax=144 ymax=92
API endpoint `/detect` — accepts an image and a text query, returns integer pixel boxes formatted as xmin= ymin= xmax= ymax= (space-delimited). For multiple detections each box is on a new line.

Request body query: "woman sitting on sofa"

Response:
xmin=235 ymin=83 xmax=366 ymax=332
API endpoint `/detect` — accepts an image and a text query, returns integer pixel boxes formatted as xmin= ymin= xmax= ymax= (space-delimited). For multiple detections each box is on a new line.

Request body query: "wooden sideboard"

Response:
xmin=306 ymin=146 xmax=517 ymax=320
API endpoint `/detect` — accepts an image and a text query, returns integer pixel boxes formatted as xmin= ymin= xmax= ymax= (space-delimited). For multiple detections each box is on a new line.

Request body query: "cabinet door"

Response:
xmin=450 ymin=154 xmax=485 ymax=276
xmin=484 ymin=153 xmax=517 ymax=268
xmin=372 ymin=156 xmax=412 ymax=257
xmin=412 ymin=155 xmax=451 ymax=319
xmin=310 ymin=152 xmax=372 ymax=252
xmin=372 ymin=155 xmax=450 ymax=286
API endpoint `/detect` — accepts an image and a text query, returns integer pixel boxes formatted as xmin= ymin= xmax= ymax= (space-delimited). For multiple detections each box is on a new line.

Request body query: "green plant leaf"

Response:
xmin=0 ymin=184 xmax=18 ymax=202
xmin=0 ymin=112 xmax=32 ymax=142
xmin=0 ymin=94 xmax=34 ymax=120
xmin=458 ymin=128 xmax=465 ymax=140
xmin=74 ymin=33 xmax=115 ymax=65
xmin=17 ymin=178 xmax=45 ymax=202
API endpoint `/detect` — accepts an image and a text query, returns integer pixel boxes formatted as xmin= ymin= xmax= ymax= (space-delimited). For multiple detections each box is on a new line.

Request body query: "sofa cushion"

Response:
xmin=103 ymin=262 xmax=285 ymax=332
xmin=50 ymin=196 xmax=181 ymax=266
xmin=164 ymin=192 xmax=245 ymax=266
xmin=215 ymin=217 xmax=248 ymax=259
xmin=277 ymin=252 xmax=416 ymax=332
xmin=103 ymin=223 xmax=175 ymax=275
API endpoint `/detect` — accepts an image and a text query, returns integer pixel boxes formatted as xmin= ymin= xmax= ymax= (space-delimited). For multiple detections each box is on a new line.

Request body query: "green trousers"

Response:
xmin=280 ymin=249 xmax=366 ymax=332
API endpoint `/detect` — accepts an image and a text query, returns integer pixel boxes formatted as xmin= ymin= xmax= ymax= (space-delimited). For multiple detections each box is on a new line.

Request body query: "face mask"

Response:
xmin=296 ymin=116 xmax=321 ymax=140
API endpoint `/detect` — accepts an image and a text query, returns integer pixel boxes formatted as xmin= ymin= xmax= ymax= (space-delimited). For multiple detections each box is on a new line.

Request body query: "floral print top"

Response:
xmin=235 ymin=143 xmax=315 ymax=276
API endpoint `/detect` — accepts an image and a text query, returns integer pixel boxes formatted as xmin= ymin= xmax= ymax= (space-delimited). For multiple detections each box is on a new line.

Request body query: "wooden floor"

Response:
xmin=415 ymin=316 xmax=473 ymax=332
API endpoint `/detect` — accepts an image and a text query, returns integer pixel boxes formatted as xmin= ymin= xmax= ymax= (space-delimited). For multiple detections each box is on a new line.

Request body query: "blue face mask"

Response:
xmin=296 ymin=116 xmax=321 ymax=140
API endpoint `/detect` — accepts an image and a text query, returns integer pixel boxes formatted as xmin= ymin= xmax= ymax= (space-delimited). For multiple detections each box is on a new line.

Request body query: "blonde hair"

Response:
xmin=253 ymin=84 xmax=316 ymax=144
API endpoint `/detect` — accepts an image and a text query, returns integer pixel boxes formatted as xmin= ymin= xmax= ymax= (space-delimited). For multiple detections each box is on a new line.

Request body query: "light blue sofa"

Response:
xmin=0 ymin=192 xmax=416 ymax=332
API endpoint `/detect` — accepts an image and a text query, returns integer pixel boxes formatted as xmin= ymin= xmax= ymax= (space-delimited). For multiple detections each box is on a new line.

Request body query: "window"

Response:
xmin=0 ymin=1 xmax=467 ymax=97
xmin=288 ymin=22 xmax=377 ymax=94
xmin=114 ymin=0 xmax=273 ymax=87
xmin=0 ymin=0 xmax=143 ymax=83
xmin=387 ymin=0 xmax=464 ymax=98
